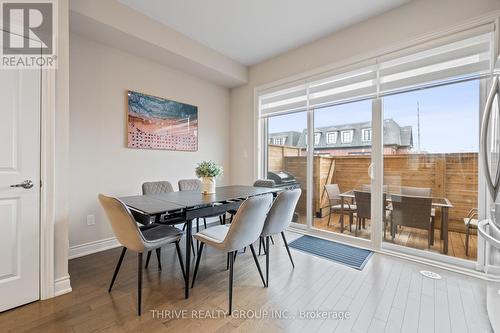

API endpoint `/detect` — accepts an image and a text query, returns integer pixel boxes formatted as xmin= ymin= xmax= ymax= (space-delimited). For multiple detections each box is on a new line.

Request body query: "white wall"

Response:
xmin=69 ymin=33 xmax=231 ymax=249
xmin=229 ymin=0 xmax=500 ymax=185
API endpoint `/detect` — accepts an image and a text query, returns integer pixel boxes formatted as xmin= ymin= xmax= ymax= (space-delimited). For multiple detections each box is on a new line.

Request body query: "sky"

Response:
xmin=268 ymin=80 xmax=480 ymax=153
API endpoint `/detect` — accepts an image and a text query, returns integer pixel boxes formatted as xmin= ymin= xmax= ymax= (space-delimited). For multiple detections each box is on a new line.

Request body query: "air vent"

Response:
xmin=420 ymin=270 xmax=442 ymax=280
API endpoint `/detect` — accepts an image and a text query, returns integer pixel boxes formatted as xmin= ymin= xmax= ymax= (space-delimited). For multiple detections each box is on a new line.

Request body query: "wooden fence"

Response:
xmin=268 ymin=145 xmax=478 ymax=233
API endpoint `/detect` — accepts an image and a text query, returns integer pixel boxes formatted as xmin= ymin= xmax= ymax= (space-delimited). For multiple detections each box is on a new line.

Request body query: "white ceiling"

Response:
xmin=119 ymin=0 xmax=410 ymax=66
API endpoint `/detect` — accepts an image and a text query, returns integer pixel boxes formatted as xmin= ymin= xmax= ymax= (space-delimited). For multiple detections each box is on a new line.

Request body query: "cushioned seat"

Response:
xmin=141 ymin=225 xmax=183 ymax=250
xmin=194 ymin=225 xmax=229 ymax=248
xmin=463 ymin=217 xmax=479 ymax=226
xmin=332 ymin=204 xmax=357 ymax=211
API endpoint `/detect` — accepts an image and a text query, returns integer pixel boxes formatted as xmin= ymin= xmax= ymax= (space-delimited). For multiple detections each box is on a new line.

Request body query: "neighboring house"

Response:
xmin=276 ymin=119 xmax=412 ymax=156
xmin=268 ymin=131 xmax=302 ymax=146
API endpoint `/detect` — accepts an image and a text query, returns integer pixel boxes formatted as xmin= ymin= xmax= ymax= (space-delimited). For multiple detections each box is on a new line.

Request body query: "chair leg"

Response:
xmin=466 ymin=224 xmax=470 ymax=256
xmin=428 ymin=224 xmax=432 ymax=249
xmin=191 ymin=238 xmax=196 ymax=256
xmin=145 ymin=250 xmax=152 ymax=269
xmin=265 ymin=236 xmax=270 ymax=288
xmin=203 ymin=218 xmax=207 ymax=229
xmin=228 ymin=251 xmax=234 ymax=315
xmin=175 ymin=241 xmax=186 ymax=280
xmin=108 ymin=247 xmax=127 ymax=292
xmin=249 ymin=244 xmax=266 ymax=287
xmin=191 ymin=243 xmax=204 ymax=288
xmin=182 ymin=223 xmax=186 ymax=231
xmin=281 ymin=232 xmax=295 ymax=268
xmin=259 ymin=237 xmax=266 ymax=256
xmin=327 ymin=208 xmax=332 ymax=226
xmin=226 ymin=253 xmax=230 ymax=270
xmin=219 ymin=215 xmax=223 ymax=225
xmin=137 ymin=252 xmax=143 ymax=316
xmin=355 ymin=217 xmax=359 ymax=237
xmin=233 ymin=250 xmax=238 ymax=264
xmin=196 ymin=219 xmax=200 ymax=252
xmin=155 ymin=248 xmax=162 ymax=271
xmin=431 ymin=217 xmax=435 ymax=245
xmin=270 ymin=236 xmax=275 ymax=245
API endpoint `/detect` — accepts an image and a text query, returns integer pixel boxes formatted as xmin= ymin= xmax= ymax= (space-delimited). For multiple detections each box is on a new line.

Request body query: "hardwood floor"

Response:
xmin=307 ymin=214 xmax=478 ymax=260
xmin=0 ymin=231 xmax=491 ymax=332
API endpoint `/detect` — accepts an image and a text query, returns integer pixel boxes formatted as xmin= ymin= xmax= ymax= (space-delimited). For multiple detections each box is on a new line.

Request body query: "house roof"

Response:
xmin=292 ymin=119 xmax=412 ymax=149
xmin=268 ymin=131 xmax=302 ymax=146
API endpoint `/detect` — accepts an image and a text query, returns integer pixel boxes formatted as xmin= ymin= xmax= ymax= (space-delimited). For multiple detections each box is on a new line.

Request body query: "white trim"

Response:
xmin=69 ymin=237 xmax=120 ymax=260
xmin=40 ymin=69 xmax=56 ymax=300
xmin=54 ymin=275 xmax=72 ymax=296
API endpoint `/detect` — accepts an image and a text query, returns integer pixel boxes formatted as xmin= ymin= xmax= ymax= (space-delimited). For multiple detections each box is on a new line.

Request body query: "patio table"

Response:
xmin=339 ymin=190 xmax=453 ymax=254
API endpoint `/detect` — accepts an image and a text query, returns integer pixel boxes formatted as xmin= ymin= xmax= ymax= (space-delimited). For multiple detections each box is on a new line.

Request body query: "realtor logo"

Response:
xmin=1 ymin=0 xmax=57 ymax=68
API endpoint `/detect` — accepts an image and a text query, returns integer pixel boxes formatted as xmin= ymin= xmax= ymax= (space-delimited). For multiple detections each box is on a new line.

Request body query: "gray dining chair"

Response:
xmin=227 ymin=179 xmax=277 ymax=225
xmin=142 ymin=181 xmax=174 ymax=194
xmin=178 ymin=178 xmax=225 ymax=229
xmin=142 ymin=180 xmax=194 ymax=264
xmin=191 ymin=194 xmax=273 ymax=315
xmin=324 ymin=184 xmax=356 ymax=229
xmin=98 ymin=194 xmax=185 ymax=316
xmin=260 ymin=189 xmax=301 ymax=286
xmin=390 ymin=194 xmax=434 ymax=247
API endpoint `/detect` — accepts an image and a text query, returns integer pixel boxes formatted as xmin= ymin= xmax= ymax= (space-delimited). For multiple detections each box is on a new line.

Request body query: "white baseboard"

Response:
xmin=54 ymin=275 xmax=72 ymax=296
xmin=69 ymin=237 xmax=120 ymax=259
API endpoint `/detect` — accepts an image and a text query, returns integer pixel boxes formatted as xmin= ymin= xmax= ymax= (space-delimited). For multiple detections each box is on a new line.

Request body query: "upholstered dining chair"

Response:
xmin=191 ymin=194 xmax=273 ymax=315
xmin=98 ymin=194 xmax=185 ymax=316
xmin=142 ymin=180 xmax=194 ymax=264
xmin=260 ymin=189 xmax=301 ymax=287
xmin=324 ymin=184 xmax=356 ymax=229
xmin=178 ymin=178 xmax=225 ymax=228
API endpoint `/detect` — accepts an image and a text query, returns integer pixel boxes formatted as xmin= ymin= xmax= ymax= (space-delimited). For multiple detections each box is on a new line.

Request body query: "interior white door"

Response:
xmin=0 ymin=62 xmax=41 ymax=311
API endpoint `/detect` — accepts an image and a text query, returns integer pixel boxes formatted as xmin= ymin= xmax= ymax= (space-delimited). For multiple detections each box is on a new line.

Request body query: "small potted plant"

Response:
xmin=195 ymin=161 xmax=223 ymax=194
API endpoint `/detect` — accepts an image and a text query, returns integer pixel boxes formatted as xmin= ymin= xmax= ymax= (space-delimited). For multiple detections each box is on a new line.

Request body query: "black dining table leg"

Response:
xmin=185 ymin=219 xmax=192 ymax=299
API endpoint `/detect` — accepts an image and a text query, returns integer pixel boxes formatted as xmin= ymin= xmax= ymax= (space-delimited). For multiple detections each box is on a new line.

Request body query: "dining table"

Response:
xmin=119 ymin=185 xmax=283 ymax=299
xmin=338 ymin=190 xmax=453 ymax=254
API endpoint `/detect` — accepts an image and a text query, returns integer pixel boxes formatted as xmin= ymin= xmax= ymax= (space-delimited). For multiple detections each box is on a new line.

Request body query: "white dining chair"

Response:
xmin=190 ymin=194 xmax=273 ymax=314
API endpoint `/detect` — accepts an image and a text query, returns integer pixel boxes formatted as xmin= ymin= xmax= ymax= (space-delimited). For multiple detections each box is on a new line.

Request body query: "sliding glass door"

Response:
xmin=312 ymin=100 xmax=373 ymax=240
xmin=381 ymin=80 xmax=481 ymax=261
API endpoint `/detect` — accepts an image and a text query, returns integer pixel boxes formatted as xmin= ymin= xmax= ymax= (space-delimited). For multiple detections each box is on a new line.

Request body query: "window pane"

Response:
xmin=312 ymin=100 xmax=372 ymax=240
xmin=382 ymin=80 xmax=480 ymax=261
xmin=267 ymin=112 xmax=308 ymax=225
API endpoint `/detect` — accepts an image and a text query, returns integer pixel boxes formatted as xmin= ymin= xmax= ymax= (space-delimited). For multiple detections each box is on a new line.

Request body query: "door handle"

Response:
xmin=10 ymin=180 xmax=34 ymax=189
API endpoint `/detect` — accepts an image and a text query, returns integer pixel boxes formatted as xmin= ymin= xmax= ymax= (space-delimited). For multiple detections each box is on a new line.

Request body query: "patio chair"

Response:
xmin=400 ymin=186 xmax=435 ymax=234
xmin=353 ymin=191 xmax=390 ymax=237
xmin=390 ymin=194 xmax=434 ymax=247
xmin=324 ymin=184 xmax=356 ymax=230
xmin=463 ymin=208 xmax=478 ymax=256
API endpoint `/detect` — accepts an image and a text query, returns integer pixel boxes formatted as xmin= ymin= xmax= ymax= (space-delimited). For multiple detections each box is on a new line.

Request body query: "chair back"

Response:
xmin=400 ymin=186 xmax=431 ymax=197
xmin=261 ymin=189 xmax=301 ymax=237
xmin=223 ymin=194 xmax=273 ymax=252
xmin=253 ymin=179 xmax=276 ymax=188
xmin=142 ymin=181 xmax=174 ymax=195
xmin=391 ymin=194 xmax=432 ymax=229
xmin=353 ymin=191 xmax=387 ymax=219
xmin=178 ymin=179 xmax=202 ymax=191
xmin=98 ymin=194 xmax=145 ymax=252
xmin=324 ymin=184 xmax=341 ymax=205
xmin=354 ymin=191 xmax=371 ymax=219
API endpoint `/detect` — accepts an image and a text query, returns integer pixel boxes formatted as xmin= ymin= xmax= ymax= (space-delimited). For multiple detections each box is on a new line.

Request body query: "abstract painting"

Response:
xmin=127 ymin=90 xmax=198 ymax=151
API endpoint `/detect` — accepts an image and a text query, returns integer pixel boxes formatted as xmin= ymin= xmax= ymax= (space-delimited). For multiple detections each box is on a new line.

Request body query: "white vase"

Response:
xmin=201 ymin=177 xmax=216 ymax=194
